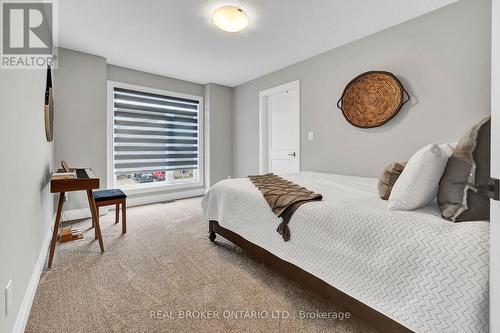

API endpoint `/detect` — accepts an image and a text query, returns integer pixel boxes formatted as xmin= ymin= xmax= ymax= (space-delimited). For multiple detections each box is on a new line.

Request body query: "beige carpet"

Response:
xmin=26 ymin=197 xmax=375 ymax=333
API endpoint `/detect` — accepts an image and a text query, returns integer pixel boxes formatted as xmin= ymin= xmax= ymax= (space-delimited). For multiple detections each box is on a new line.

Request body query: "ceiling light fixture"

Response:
xmin=212 ymin=6 xmax=249 ymax=32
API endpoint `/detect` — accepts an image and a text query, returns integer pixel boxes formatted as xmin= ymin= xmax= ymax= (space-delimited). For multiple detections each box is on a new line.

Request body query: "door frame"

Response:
xmin=258 ymin=80 xmax=300 ymax=174
xmin=491 ymin=0 xmax=499 ymax=330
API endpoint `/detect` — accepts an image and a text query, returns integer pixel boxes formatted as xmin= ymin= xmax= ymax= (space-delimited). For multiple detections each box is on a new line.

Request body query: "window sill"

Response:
xmin=117 ymin=180 xmax=204 ymax=196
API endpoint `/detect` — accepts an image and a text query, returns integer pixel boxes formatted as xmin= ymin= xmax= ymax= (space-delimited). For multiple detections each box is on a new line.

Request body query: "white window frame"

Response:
xmin=107 ymin=80 xmax=204 ymax=195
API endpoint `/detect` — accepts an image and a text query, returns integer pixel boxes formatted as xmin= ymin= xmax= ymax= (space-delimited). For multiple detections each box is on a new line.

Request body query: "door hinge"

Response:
xmin=468 ymin=178 xmax=500 ymax=201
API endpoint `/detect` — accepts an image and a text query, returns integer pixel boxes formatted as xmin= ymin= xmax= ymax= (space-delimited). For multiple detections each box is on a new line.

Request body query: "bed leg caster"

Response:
xmin=209 ymin=231 xmax=216 ymax=242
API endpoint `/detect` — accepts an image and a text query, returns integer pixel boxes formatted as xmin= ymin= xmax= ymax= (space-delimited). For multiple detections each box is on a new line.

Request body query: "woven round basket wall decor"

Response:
xmin=337 ymin=71 xmax=410 ymax=128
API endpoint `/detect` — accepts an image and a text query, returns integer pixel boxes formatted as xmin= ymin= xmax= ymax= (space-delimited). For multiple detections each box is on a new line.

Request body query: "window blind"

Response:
xmin=113 ymin=87 xmax=199 ymax=176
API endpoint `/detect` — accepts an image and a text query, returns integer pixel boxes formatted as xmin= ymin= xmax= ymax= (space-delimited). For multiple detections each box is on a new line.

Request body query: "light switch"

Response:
xmin=308 ymin=131 xmax=314 ymax=141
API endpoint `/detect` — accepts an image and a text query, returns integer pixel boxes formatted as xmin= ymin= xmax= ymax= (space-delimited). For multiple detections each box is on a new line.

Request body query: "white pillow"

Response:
xmin=388 ymin=143 xmax=449 ymax=210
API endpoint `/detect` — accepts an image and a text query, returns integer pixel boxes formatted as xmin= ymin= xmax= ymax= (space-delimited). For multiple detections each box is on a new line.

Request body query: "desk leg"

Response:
xmin=122 ymin=200 xmax=126 ymax=234
xmin=87 ymin=190 xmax=104 ymax=253
xmin=115 ymin=203 xmax=119 ymax=224
xmin=86 ymin=193 xmax=98 ymax=239
xmin=48 ymin=192 xmax=65 ymax=269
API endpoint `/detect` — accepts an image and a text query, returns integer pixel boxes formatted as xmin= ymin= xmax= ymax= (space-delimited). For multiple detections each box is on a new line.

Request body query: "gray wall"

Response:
xmin=107 ymin=65 xmax=204 ymax=97
xmin=55 ymin=49 xmax=232 ymax=210
xmin=233 ymin=0 xmax=491 ymax=178
xmin=54 ymin=48 xmax=107 ymax=210
xmin=205 ymin=83 xmax=233 ymax=186
xmin=0 ymin=70 xmax=54 ymax=333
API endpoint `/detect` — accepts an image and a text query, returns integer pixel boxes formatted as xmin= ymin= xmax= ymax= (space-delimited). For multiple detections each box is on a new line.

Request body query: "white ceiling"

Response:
xmin=58 ymin=0 xmax=457 ymax=87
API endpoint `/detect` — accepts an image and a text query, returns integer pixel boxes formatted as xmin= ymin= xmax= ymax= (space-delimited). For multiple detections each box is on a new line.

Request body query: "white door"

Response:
xmin=490 ymin=0 xmax=499 ymax=330
xmin=259 ymin=81 xmax=300 ymax=174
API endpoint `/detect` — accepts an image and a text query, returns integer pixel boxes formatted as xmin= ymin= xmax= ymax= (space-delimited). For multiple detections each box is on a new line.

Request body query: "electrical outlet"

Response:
xmin=64 ymin=193 xmax=68 ymax=202
xmin=5 ymin=280 xmax=12 ymax=316
xmin=308 ymin=131 xmax=314 ymax=141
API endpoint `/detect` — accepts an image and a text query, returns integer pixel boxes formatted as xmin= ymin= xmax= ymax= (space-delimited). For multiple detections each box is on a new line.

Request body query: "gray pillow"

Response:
xmin=437 ymin=116 xmax=491 ymax=222
xmin=378 ymin=162 xmax=406 ymax=200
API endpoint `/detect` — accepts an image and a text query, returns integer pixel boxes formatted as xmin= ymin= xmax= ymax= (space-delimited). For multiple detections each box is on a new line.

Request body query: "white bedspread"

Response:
xmin=201 ymin=172 xmax=489 ymax=333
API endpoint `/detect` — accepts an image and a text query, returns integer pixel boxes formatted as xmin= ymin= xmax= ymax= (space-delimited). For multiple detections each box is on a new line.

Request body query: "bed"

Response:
xmin=201 ymin=172 xmax=489 ymax=333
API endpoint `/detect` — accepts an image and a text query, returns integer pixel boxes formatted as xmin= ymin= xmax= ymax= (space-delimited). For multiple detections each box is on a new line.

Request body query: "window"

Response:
xmin=108 ymin=82 xmax=203 ymax=193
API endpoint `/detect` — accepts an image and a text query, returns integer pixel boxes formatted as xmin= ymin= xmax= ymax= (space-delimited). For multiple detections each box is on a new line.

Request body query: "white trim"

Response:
xmin=11 ymin=222 xmax=52 ymax=333
xmin=204 ymin=84 xmax=211 ymax=189
xmin=491 ymin=0 xmax=500 ymax=330
xmin=61 ymin=207 xmax=109 ymax=222
xmin=126 ymin=188 xmax=205 ymax=207
xmin=258 ymin=80 xmax=301 ymax=174
xmin=119 ymin=178 xmax=202 ymax=196
xmin=106 ymin=80 xmax=205 ymax=193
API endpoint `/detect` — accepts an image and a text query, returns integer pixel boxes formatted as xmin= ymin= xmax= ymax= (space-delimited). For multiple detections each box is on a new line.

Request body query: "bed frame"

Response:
xmin=209 ymin=220 xmax=413 ymax=333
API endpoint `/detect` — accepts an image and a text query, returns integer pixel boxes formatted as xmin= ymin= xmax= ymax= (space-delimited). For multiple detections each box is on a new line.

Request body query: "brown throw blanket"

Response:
xmin=248 ymin=174 xmax=323 ymax=242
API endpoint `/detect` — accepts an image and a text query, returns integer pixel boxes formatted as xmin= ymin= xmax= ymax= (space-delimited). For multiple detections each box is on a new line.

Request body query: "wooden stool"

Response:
xmin=93 ymin=189 xmax=127 ymax=233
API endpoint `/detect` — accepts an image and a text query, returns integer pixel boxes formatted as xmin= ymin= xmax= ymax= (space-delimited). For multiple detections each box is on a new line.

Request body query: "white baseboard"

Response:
xmin=61 ymin=207 xmax=108 ymax=222
xmin=11 ymin=220 xmax=53 ymax=333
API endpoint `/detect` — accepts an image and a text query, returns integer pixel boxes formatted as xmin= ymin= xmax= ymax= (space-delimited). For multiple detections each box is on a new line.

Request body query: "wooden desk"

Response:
xmin=48 ymin=168 xmax=104 ymax=269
